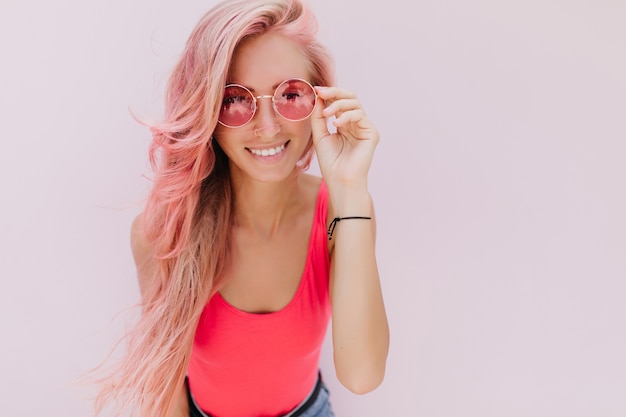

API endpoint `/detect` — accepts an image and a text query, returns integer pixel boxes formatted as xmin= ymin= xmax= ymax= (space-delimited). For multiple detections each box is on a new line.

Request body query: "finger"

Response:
xmin=334 ymin=110 xmax=379 ymax=143
xmin=322 ymin=98 xmax=362 ymax=119
xmin=310 ymin=97 xmax=330 ymax=145
xmin=333 ymin=108 xmax=367 ymax=129
xmin=315 ymin=86 xmax=357 ymax=102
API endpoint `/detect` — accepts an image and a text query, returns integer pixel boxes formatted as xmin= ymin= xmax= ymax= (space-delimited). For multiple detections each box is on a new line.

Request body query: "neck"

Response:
xmin=230 ymin=171 xmax=302 ymax=239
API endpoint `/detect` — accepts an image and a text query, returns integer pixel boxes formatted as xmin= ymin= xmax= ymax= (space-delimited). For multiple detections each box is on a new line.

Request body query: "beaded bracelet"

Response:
xmin=327 ymin=216 xmax=372 ymax=240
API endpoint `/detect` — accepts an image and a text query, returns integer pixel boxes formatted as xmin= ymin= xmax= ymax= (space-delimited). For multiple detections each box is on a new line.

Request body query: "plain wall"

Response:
xmin=1 ymin=0 xmax=625 ymax=416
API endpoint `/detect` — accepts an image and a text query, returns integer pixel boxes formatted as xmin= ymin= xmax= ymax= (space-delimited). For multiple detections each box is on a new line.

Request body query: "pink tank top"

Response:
xmin=187 ymin=181 xmax=331 ymax=417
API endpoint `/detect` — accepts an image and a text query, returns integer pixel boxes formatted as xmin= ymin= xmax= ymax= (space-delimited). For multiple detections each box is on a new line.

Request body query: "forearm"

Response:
xmin=171 ymin=382 xmax=190 ymax=417
xmin=328 ymin=184 xmax=389 ymax=394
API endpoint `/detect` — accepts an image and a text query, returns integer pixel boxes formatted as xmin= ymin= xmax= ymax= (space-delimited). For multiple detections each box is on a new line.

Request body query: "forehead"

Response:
xmin=229 ymin=33 xmax=312 ymax=89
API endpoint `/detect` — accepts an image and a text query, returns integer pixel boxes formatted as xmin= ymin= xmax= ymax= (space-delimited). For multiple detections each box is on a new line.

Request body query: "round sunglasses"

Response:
xmin=218 ymin=78 xmax=317 ymax=128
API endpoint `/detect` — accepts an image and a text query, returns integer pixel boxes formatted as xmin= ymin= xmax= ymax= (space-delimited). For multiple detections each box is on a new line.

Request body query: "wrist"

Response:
xmin=327 ymin=216 xmax=372 ymax=240
xmin=326 ymin=184 xmax=372 ymax=217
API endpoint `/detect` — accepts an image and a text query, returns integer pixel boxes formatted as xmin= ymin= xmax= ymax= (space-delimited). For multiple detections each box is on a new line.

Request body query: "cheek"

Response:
xmin=213 ymin=126 xmax=245 ymax=149
xmin=211 ymin=134 xmax=235 ymax=160
xmin=213 ymin=125 xmax=230 ymax=141
xmin=289 ymin=120 xmax=312 ymax=140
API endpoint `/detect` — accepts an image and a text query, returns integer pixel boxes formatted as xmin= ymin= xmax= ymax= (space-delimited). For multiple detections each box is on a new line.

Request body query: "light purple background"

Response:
xmin=1 ymin=1 xmax=625 ymax=416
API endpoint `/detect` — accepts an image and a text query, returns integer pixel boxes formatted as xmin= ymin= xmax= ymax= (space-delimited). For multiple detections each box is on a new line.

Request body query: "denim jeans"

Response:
xmin=187 ymin=373 xmax=335 ymax=417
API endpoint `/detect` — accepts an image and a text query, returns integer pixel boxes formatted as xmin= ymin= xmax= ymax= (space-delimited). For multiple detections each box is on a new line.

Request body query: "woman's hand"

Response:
xmin=310 ymin=86 xmax=379 ymax=188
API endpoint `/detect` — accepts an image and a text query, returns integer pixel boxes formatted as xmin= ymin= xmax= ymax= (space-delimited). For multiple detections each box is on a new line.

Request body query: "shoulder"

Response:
xmin=301 ymin=174 xmax=333 ymax=216
xmin=130 ymin=214 xmax=151 ymax=263
xmin=299 ymin=174 xmax=331 ymax=205
xmin=299 ymin=173 xmax=322 ymax=196
xmin=130 ymin=213 xmax=157 ymax=297
xmin=300 ymin=174 xmax=335 ymax=253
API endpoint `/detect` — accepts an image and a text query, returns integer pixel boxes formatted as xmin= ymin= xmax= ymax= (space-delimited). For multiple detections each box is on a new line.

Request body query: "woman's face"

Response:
xmin=214 ymin=33 xmax=315 ymax=185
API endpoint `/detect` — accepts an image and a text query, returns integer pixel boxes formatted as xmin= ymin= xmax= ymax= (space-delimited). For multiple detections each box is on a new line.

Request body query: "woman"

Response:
xmin=95 ymin=0 xmax=388 ymax=416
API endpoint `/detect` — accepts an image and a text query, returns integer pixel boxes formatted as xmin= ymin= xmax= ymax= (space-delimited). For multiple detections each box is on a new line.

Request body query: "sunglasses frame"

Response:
xmin=218 ymin=78 xmax=318 ymax=128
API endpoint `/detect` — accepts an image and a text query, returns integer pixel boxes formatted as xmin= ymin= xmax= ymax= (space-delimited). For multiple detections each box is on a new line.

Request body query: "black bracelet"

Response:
xmin=327 ymin=216 xmax=372 ymax=240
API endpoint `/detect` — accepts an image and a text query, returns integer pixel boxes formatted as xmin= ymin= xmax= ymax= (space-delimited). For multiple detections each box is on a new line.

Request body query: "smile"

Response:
xmin=246 ymin=141 xmax=288 ymax=157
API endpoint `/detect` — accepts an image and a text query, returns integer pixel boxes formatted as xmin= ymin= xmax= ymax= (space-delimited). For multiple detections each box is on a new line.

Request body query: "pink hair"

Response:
xmin=93 ymin=1 xmax=334 ymax=416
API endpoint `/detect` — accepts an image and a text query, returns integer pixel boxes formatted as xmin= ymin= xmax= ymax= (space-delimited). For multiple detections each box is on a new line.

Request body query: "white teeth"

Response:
xmin=249 ymin=144 xmax=285 ymax=157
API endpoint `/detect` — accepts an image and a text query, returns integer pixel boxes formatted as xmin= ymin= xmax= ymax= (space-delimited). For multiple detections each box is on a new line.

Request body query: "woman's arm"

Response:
xmin=171 ymin=382 xmax=190 ymax=417
xmin=130 ymin=215 xmax=190 ymax=417
xmin=311 ymin=86 xmax=390 ymax=394
xmin=130 ymin=214 xmax=155 ymax=297
xmin=327 ymin=186 xmax=389 ymax=394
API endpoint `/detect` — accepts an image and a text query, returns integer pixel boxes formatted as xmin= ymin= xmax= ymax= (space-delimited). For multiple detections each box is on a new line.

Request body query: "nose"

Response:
xmin=253 ymin=95 xmax=279 ymax=136
xmin=254 ymin=123 xmax=281 ymax=138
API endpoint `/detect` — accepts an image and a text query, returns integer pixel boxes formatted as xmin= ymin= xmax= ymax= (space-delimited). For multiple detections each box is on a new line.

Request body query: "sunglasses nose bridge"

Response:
xmin=252 ymin=94 xmax=279 ymax=124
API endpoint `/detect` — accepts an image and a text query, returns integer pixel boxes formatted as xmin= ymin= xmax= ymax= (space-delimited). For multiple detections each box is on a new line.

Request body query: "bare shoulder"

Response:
xmin=130 ymin=214 xmax=151 ymax=264
xmin=299 ymin=173 xmax=323 ymax=198
xmin=302 ymin=174 xmax=335 ymax=253
xmin=300 ymin=174 xmax=335 ymax=253
xmin=130 ymin=213 xmax=157 ymax=297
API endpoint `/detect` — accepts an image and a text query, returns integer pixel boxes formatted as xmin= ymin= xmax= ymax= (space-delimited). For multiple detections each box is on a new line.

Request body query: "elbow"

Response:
xmin=345 ymin=379 xmax=383 ymax=396
xmin=333 ymin=328 xmax=390 ymax=394
xmin=336 ymin=365 xmax=386 ymax=395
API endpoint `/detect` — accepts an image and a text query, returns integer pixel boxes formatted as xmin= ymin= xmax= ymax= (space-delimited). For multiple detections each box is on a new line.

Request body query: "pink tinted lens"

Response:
xmin=219 ymin=85 xmax=255 ymax=127
xmin=273 ymin=79 xmax=316 ymax=121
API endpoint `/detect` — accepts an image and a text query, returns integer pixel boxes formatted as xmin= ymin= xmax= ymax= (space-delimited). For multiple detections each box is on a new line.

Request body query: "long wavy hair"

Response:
xmin=93 ymin=0 xmax=334 ymax=416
